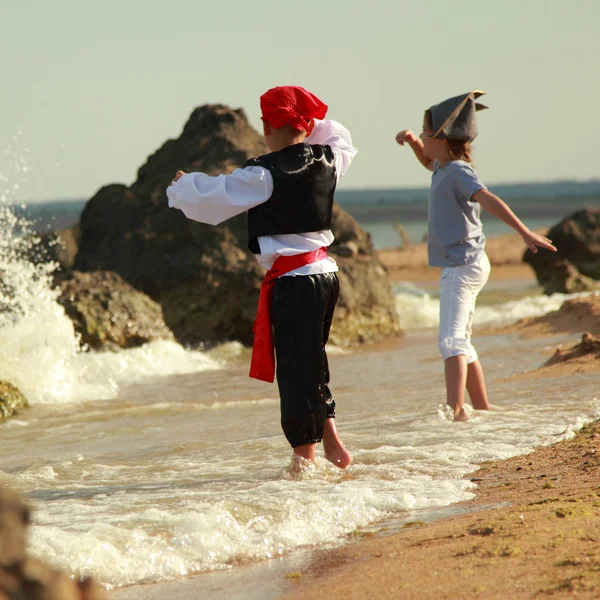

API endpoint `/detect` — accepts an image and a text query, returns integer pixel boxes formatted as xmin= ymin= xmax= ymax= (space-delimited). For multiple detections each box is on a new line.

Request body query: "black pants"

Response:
xmin=271 ymin=272 xmax=339 ymax=448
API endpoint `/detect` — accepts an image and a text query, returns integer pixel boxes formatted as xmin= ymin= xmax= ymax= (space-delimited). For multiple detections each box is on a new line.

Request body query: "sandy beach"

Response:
xmin=284 ymin=422 xmax=600 ymax=600
xmin=6 ymin=3 xmax=599 ymax=596
xmin=274 ymin=237 xmax=599 ymax=600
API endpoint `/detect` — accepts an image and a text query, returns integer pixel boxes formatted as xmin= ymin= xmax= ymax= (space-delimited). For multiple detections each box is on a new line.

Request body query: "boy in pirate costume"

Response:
xmin=167 ymin=86 xmax=356 ymax=468
xmin=396 ymin=91 xmax=556 ymax=421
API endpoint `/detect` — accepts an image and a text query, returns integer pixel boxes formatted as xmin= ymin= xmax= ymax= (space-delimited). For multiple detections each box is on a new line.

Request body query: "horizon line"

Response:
xmin=13 ymin=176 xmax=600 ymax=205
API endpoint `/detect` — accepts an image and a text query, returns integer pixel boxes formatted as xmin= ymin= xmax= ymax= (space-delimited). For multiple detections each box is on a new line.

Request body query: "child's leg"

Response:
xmin=466 ymin=359 xmax=490 ymax=410
xmin=272 ymin=273 xmax=350 ymax=466
xmin=438 ymin=256 xmax=490 ymax=420
xmin=318 ymin=274 xmax=352 ymax=468
xmin=444 ymin=355 xmax=469 ymax=421
xmin=292 ymin=443 xmax=317 ymax=462
xmin=323 ymin=417 xmax=352 ymax=468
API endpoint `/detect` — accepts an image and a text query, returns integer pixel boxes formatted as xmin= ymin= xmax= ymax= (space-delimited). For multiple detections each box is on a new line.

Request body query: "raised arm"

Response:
xmin=473 ymin=189 xmax=557 ymax=253
xmin=305 ymin=119 xmax=358 ymax=180
xmin=395 ymin=130 xmax=434 ymax=171
xmin=166 ymin=166 xmax=273 ymax=225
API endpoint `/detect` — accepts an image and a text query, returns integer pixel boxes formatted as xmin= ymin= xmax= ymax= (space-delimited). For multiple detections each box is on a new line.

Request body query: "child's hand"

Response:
xmin=521 ymin=229 xmax=557 ymax=253
xmin=173 ymin=170 xmax=186 ymax=183
xmin=395 ymin=130 xmax=418 ymax=146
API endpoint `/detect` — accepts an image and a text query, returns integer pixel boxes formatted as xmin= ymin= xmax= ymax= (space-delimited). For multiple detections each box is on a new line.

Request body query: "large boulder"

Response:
xmin=57 ymin=271 xmax=176 ymax=350
xmin=72 ymin=104 xmax=400 ymax=346
xmin=524 ymin=208 xmax=600 ymax=293
xmin=0 ymin=381 xmax=28 ymax=421
xmin=542 ymin=260 xmax=600 ymax=295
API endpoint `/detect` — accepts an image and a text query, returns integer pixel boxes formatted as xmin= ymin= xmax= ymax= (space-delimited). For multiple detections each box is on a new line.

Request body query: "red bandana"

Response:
xmin=260 ymin=86 xmax=328 ymax=132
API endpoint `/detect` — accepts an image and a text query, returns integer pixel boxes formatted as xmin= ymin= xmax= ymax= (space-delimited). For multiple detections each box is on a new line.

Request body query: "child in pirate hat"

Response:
xmin=167 ymin=86 xmax=356 ymax=468
xmin=396 ymin=91 xmax=556 ymax=421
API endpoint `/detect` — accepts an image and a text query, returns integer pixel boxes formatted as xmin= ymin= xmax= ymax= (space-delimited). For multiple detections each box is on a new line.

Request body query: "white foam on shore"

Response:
xmin=27 ymin=473 xmax=473 ymax=588
xmin=394 ymin=282 xmax=595 ymax=331
xmin=19 ymin=393 xmax=599 ymax=589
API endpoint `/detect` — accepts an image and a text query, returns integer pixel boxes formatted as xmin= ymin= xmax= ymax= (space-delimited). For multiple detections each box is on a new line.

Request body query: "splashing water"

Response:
xmin=0 ymin=133 xmax=80 ymax=404
xmin=0 ymin=138 xmax=223 ymax=406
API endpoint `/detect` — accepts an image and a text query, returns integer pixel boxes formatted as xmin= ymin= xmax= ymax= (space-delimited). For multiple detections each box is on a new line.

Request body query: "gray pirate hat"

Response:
xmin=426 ymin=91 xmax=487 ymax=141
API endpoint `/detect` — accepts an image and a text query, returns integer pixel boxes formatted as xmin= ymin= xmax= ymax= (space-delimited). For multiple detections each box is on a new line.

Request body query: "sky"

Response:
xmin=2 ymin=0 xmax=599 ymax=203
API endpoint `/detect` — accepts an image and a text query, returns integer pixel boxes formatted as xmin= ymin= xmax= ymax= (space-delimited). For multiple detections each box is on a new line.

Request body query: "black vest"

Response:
xmin=245 ymin=143 xmax=337 ymax=254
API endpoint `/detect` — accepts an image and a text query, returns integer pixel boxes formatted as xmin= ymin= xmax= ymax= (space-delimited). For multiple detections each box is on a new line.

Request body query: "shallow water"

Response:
xmin=0 ymin=180 xmax=598 ymax=592
xmin=1 ymin=327 xmax=598 ymax=590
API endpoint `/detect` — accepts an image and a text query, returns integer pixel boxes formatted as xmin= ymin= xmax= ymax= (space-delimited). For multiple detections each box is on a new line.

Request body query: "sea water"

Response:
xmin=1 ymin=167 xmax=599 ymax=590
xmin=1 ymin=260 xmax=598 ymax=589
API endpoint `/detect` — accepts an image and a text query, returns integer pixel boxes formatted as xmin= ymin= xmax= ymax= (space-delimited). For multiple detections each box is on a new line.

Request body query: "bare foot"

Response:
xmin=292 ymin=443 xmax=316 ymax=472
xmin=323 ymin=418 xmax=353 ymax=469
xmin=454 ymin=406 xmax=469 ymax=422
xmin=324 ymin=442 xmax=353 ymax=469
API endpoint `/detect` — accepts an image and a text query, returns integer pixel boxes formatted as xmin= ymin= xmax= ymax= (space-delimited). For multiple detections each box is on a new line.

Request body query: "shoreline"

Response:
xmin=104 ymin=232 xmax=600 ymax=599
xmin=280 ymin=296 xmax=600 ymax=599
xmin=108 ymin=415 xmax=600 ymax=600
xmin=107 ymin=310 xmax=600 ymax=599
xmin=283 ymin=418 xmax=600 ymax=600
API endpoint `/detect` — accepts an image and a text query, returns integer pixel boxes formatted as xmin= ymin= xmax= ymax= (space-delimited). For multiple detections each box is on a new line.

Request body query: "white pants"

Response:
xmin=438 ymin=254 xmax=491 ymax=364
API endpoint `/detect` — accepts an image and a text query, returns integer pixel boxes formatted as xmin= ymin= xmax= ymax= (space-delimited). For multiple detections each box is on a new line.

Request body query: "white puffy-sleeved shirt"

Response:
xmin=166 ymin=119 xmax=357 ymax=276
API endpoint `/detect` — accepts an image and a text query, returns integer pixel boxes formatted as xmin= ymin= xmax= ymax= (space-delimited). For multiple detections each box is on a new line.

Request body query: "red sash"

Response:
xmin=249 ymin=247 xmax=328 ymax=382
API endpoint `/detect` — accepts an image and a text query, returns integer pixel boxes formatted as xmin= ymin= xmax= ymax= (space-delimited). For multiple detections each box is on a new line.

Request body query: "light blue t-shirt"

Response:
xmin=427 ymin=160 xmax=487 ymax=267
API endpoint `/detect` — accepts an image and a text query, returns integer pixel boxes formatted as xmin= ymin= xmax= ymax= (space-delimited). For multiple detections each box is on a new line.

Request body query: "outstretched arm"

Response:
xmin=305 ymin=119 xmax=358 ymax=180
xmin=473 ymin=189 xmax=557 ymax=253
xmin=166 ymin=166 xmax=273 ymax=225
xmin=395 ymin=130 xmax=434 ymax=171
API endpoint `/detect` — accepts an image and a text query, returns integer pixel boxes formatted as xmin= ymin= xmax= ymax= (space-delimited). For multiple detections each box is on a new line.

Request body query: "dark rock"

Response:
xmin=332 ymin=255 xmax=401 ymax=345
xmin=57 ymin=271 xmax=175 ymax=350
xmin=543 ymin=260 xmax=600 ymax=295
xmin=545 ymin=332 xmax=600 ymax=366
xmin=0 ymin=382 xmax=28 ymax=421
xmin=72 ymin=104 xmax=400 ymax=346
xmin=524 ymin=208 xmax=600 ymax=293
xmin=331 ymin=241 xmax=359 ymax=258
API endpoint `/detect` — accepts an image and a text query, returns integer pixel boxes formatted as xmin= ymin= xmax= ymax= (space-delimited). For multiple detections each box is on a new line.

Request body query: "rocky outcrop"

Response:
xmin=524 ymin=208 xmax=600 ymax=294
xmin=541 ymin=260 xmax=600 ymax=295
xmin=0 ymin=382 xmax=28 ymax=421
xmin=0 ymin=486 xmax=105 ymax=599
xmin=545 ymin=332 xmax=600 ymax=367
xmin=56 ymin=271 xmax=175 ymax=350
xmin=71 ymin=104 xmax=400 ymax=346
